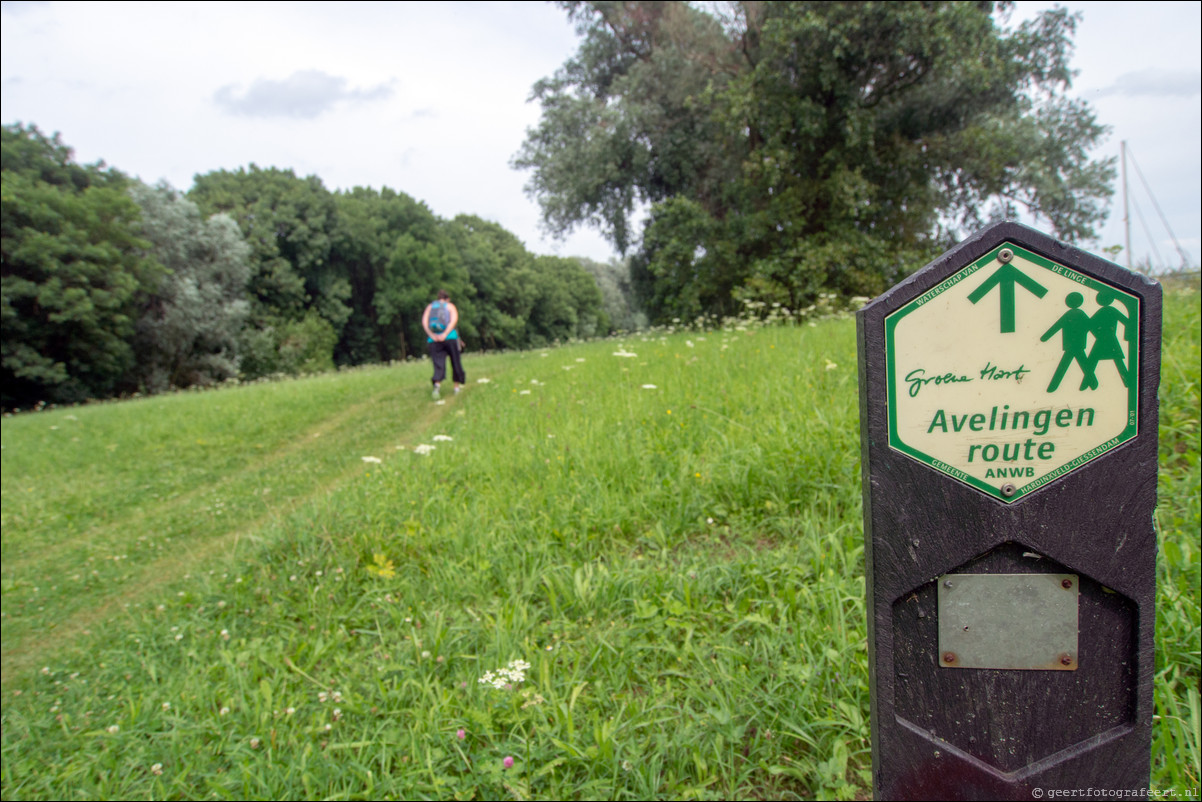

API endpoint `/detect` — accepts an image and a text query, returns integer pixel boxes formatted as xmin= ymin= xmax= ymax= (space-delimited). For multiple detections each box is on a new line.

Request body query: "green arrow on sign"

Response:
xmin=967 ymin=263 xmax=1048 ymax=333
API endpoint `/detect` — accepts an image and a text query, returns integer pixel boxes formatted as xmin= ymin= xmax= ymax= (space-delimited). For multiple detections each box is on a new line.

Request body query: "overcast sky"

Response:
xmin=2 ymin=1 xmax=1199 ymax=271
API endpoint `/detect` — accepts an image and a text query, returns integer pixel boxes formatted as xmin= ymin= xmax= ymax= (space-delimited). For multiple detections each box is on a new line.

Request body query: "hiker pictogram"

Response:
xmin=1040 ymin=290 xmax=1132 ymax=393
xmin=1087 ymin=290 xmax=1132 ymax=390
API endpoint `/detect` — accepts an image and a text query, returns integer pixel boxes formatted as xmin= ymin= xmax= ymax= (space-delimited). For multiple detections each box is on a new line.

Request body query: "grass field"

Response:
xmin=2 ymin=290 xmax=1198 ymax=800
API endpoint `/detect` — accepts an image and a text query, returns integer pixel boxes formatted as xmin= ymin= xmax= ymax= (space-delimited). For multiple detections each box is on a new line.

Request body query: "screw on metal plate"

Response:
xmin=1060 ymin=654 xmax=1074 ymax=667
xmin=943 ymin=579 xmax=954 ymax=589
xmin=998 ymin=248 xmax=1014 ymax=264
xmin=1001 ymin=483 xmax=1017 ymax=497
xmin=942 ymin=652 xmax=957 ymax=664
xmin=1062 ymin=578 xmax=1073 ymax=590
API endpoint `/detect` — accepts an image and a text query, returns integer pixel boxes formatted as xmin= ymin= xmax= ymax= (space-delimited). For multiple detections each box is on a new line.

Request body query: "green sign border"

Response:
xmin=884 ymin=242 xmax=1140 ymax=503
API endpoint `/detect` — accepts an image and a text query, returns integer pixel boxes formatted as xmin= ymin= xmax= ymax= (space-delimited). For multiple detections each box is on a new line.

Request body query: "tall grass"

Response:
xmin=1 ymin=291 xmax=1197 ymax=800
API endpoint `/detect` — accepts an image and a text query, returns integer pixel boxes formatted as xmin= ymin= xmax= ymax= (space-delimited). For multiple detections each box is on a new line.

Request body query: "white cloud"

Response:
xmin=1096 ymin=69 xmax=1202 ymax=99
xmin=214 ymin=70 xmax=395 ymax=119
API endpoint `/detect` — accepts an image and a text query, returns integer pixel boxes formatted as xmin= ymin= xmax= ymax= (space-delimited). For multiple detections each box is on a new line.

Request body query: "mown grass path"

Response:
xmin=1 ymin=362 xmax=487 ymax=686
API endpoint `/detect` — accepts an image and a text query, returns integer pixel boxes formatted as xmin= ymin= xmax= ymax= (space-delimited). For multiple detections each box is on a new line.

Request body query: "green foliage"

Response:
xmin=1 ymin=124 xmax=161 ymax=407
xmin=447 ymin=214 xmax=539 ymax=350
xmin=576 ymin=255 xmax=646 ymax=332
xmin=189 ymin=165 xmax=350 ymax=341
xmin=517 ymin=2 xmax=1116 ymax=323
xmin=238 ymin=310 xmax=338 ymax=378
xmin=128 ymin=181 xmax=252 ymax=392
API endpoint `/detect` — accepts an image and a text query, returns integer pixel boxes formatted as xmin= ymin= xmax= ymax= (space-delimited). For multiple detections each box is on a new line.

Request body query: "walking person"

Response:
xmin=422 ymin=289 xmax=465 ymax=399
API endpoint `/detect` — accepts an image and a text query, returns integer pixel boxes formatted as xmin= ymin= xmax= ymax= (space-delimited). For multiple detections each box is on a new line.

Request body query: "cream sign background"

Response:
xmin=885 ymin=242 xmax=1140 ymax=503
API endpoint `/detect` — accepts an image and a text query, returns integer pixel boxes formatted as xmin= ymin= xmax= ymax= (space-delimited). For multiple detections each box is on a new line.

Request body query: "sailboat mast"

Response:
xmin=1122 ymin=140 xmax=1131 ymax=270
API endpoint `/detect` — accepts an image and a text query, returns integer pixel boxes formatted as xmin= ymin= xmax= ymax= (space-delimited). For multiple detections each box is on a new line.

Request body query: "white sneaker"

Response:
xmin=432 ymin=386 xmax=441 ymax=399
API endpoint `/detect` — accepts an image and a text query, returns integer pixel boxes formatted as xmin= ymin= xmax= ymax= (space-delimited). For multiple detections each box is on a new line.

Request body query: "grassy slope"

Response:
xmin=1 ymin=292 xmax=1197 ymax=800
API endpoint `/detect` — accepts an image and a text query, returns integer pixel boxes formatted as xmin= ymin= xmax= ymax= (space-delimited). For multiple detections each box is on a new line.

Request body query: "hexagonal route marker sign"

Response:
xmin=885 ymin=242 xmax=1140 ymax=502
xmin=857 ymin=222 xmax=1160 ymax=800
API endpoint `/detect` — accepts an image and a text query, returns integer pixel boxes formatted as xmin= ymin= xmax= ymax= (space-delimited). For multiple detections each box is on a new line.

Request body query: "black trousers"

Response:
xmin=429 ymin=339 xmax=465 ymax=386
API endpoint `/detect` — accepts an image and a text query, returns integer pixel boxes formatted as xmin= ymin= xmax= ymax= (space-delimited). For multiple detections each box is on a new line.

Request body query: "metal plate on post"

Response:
xmin=938 ymin=573 xmax=1078 ymax=670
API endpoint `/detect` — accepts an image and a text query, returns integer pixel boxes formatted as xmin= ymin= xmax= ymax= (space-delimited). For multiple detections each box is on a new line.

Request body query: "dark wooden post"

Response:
xmin=857 ymin=222 xmax=1161 ymax=799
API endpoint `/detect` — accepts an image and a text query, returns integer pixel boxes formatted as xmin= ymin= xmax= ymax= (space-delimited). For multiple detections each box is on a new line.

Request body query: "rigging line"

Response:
xmin=1126 ymin=144 xmax=1194 ymax=269
xmin=1129 ymin=193 xmax=1164 ymax=272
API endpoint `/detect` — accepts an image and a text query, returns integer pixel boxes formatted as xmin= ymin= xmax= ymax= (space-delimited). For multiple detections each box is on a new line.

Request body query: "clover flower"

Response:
xmin=151 ymin=763 xmax=163 ymax=776
xmin=503 ymin=756 xmax=515 ymax=769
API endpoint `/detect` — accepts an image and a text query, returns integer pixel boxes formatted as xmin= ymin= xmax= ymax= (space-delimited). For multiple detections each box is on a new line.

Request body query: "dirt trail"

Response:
xmin=0 ymin=386 xmax=462 ymax=687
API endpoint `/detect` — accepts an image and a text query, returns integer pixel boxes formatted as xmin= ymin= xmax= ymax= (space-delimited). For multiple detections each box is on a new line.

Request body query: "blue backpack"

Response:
xmin=429 ymin=301 xmax=451 ymax=334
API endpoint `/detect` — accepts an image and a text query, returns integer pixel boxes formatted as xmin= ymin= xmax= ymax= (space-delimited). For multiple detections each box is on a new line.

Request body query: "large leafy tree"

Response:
xmin=189 ymin=166 xmax=349 ymax=377
xmin=446 ymin=215 xmax=540 ymax=350
xmin=516 ymin=1 xmax=1115 ymax=321
xmin=1 ymin=124 xmax=160 ymax=407
xmin=128 ymin=182 xmax=252 ymax=392
xmin=330 ymin=186 xmax=452 ymax=363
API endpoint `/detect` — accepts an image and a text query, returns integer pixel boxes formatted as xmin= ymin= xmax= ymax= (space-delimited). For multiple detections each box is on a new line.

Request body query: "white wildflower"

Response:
xmin=413 ymin=444 xmax=436 ymax=456
xmin=612 ymin=350 xmax=638 ymax=358
xmin=361 ymin=456 xmax=382 ymax=464
xmin=477 ymin=378 xmax=491 ymax=383
xmin=479 ymin=659 xmax=533 ymax=690
xmin=641 ymin=384 xmax=657 ymax=390
xmin=151 ymin=762 xmax=163 ymax=776
xmin=432 ymin=435 xmax=453 ymax=442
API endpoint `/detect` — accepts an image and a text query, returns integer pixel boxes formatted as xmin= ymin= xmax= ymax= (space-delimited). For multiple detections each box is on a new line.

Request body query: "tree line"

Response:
xmin=5 ymin=2 xmax=1117 ymax=408
xmin=2 ymin=124 xmax=639 ymax=409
